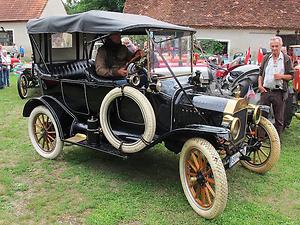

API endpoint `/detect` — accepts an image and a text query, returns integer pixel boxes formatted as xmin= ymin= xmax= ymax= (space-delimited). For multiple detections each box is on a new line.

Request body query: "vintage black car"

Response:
xmin=17 ymin=63 xmax=39 ymax=99
xmin=23 ymin=10 xmax=280 ymax=219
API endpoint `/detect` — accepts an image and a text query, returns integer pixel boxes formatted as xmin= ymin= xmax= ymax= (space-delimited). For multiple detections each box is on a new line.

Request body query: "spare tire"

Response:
xmin=100 ymin=86 xmax=156 ymax=153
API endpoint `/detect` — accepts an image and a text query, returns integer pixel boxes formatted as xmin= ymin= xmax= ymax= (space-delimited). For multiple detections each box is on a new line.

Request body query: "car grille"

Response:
xmin=233 ymin=108 xmax=247 ymax=143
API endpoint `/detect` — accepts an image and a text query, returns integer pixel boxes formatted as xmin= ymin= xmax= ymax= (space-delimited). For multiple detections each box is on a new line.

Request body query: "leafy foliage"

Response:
xmin=196 ymin=39 xmax=224 ymax=55
xmin=64 ymin=0 xmax=126 ymax=14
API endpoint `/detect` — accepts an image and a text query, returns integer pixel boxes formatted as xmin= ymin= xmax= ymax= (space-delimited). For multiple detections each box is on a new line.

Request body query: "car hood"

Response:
xmin=192 ymin=94 xmax=229 ymax=113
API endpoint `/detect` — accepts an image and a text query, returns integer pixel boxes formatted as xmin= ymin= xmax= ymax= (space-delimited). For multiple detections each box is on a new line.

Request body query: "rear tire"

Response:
xmin=17 ymin=74 xmax=28 ymax=99
xmin=241 ymin=117 xmax=280 ymax=173
xmin=28 ymin=106 xmax=63 ymax=159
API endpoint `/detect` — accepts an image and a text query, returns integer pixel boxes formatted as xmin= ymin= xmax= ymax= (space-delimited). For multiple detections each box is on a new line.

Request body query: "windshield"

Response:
xmin=150 ymin=31 xmax=192 ymax=76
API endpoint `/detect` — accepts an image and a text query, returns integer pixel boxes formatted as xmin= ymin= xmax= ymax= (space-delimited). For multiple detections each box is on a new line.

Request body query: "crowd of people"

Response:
xmin=0 ymin=43 xmax=25 ymax=89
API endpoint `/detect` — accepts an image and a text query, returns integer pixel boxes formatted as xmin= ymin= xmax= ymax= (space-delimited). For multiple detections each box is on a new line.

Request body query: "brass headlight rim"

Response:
xmin=253 ymin=106 xmax=262 ymax=125
xmin=231 ymin=117 xmax=241 ymax=140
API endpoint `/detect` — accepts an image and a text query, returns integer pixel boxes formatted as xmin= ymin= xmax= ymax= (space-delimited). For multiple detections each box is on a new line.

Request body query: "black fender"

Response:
xmin=148 ymin=124 xmax=230 ymax=153
xmin=23 ymin=95 xmax=76 ymax=139
xmin=231 ymin=70 xmax=259 ymax=97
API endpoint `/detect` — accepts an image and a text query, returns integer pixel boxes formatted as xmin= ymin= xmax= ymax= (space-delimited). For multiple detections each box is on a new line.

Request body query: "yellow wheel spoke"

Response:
xmin=202 ymin=158 xmax=207 ymax=172
xmin=35 ymin=123 xmax=43 ymax=129
xmin=259 ymin=149 xmax=268 ymax=158
xmin=257 ymin=150 xmax=263 ymax=163
xmin=187 ymin=160 xmax=198 ymax=172
xmin=200 ymin=187 xmax=206 ymax=206
xmin=45 ymin=138 xmax=50 ymax=151
xmin=46 ymin=122 xmax=53 ymax=131
xmin=261 ymin=144 xmax=271 ymax=148
xmin=42 ymin=138 xmax=46 ymax=148
xmin=206 ymin=177 xmax=215 ymax=185
xmin=47 ymin=134 xmax=55 ymax=141
xmin=195 ymin=184 xmax=201 ymax=199
xmin=37 ymin=116 xmax=43 ymax=127
xmin=196 ymin=152 xmax=203 ymax=170
xmin=253 ymin=151 xmax=256 ymax=163
xmin=203 ymin=168 xmax=212 ymax=176
xmin=205 ymin=187 xmax=212 ymax=206
xmin=206 ymin=182 xmax=215 ymax=198
xmin=189 ymin=171 xmax=197 ymax=176
xmin=195 ymin=197 xmax=205 ymax=208
xmin=37 ymin=135 xmax=43 ymax=143
xmin=191 ymin=152 xmax=200 ymax=170
xmin=47 ymin=137 xmax=54 ymax=148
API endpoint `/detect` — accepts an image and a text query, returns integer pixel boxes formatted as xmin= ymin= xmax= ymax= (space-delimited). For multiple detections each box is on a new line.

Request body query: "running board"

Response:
xmin=65 ymin=133 xmax=87 ymax=143
xmin=63 ymin=136 xmax=128 ymax=159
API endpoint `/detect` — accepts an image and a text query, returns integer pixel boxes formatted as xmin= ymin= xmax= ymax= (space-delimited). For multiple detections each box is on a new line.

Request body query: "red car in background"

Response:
xmin=288 ymin=45 xmax=300 ymax=117
xmin=10 ymin=57 xmax=21 ymax=71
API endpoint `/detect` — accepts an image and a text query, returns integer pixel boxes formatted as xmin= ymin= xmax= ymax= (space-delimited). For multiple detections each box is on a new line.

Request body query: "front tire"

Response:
xmin=28 ymin=106 xmax=63 ymax=159
xmin=241 ymin=116 xmax=280 ymax=173
xmin=17 ymin=74 xmax=28 ymax=99
xmin=179 ymin=138 xmax=228 ymax=219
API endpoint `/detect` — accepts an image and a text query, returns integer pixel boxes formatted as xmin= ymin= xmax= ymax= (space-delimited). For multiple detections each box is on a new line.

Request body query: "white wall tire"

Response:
xmin=241 ymin=116 xmax=280 ymax=173
xmin=100 ymin=86 xmax=156 ymax=153
xmin=28 ymin=106 xmax=63 ymax=159
xmin=179 ymin=138 xmax=228 ymax=219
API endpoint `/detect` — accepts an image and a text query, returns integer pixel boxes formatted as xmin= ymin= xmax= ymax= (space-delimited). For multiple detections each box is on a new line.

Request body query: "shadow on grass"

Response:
xmin=61 ymin=144 xmax=181 ymax=189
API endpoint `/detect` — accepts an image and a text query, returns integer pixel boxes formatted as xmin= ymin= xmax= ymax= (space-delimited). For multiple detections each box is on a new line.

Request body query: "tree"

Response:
xmin=65 ymin=0 xmax=126 ymax=14
xmin=196 ymin=39 xmax=224 ymax=55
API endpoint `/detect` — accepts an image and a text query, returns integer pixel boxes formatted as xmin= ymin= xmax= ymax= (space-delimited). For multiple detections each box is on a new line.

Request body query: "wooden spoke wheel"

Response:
xmin=179 ymin=138 xmax=228 ymax=219
xmin=28 ymin=106 xmax=63 ymax=159
xmin=17 ymin=74 xmax=28 ymax=99
xmin=241 ymin=116 xmax=280 ymax=173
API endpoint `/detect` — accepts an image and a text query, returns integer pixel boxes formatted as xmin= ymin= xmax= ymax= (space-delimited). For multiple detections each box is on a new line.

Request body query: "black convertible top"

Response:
xmin=27 ymin=10 xmax=195 ymax=34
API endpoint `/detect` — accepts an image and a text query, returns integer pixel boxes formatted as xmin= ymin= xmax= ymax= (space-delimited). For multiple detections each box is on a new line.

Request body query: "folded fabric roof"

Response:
xmin=27 ymin=10 xmax=195 ymax=34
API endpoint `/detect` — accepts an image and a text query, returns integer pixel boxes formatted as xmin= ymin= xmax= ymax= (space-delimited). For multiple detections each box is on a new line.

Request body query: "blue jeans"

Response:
xmin=3 ymin=69 xmax=9 ymax=87
xmin=0 ymin=68 xmax=4 ymax=89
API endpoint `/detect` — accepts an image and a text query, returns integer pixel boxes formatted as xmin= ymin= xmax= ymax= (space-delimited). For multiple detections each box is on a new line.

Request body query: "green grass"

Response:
xmin=0 ymin=75 xmax=300 ymax=225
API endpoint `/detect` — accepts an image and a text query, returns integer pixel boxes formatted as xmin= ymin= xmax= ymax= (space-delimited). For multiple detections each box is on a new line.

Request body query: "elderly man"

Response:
xmin=258 ymin=36 xmax=294 ymax=136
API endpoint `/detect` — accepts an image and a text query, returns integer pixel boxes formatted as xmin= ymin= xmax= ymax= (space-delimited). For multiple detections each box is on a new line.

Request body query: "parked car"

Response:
xmin=10 ymin=56 xmax=21 ymax=71
xmin=16 ymin=63 xmax=39 ymax=99
xmin=23 ymin=10 xmax=280 ymax=219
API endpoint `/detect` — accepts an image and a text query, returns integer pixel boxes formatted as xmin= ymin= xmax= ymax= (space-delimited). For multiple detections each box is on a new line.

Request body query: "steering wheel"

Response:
xmin=125 ymin=50 xmax=145 ymax=69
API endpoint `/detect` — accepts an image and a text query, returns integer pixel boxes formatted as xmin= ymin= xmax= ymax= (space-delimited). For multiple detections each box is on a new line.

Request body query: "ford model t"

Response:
xmin=23 ymin=11 xmax=280 ymax=219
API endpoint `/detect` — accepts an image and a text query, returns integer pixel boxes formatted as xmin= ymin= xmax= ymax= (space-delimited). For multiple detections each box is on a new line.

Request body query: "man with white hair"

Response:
xmin=258 ymin=36 xmax=294 ymax=136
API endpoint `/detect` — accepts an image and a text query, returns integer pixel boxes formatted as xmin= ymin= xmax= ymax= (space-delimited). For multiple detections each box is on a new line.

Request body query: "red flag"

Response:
xmin=244 ymin=47 xmax=251 ymax=64
xmin=257 ymin=48 xmax=264 ymax=65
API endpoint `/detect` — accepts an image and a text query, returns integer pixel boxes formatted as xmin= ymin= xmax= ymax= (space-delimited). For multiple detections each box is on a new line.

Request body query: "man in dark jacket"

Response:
xmin=258 ymin=36 xmax=294 ymax=136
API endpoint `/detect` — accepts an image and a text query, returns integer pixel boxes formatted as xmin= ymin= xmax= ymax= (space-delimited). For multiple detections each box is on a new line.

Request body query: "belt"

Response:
xmin=264 ymin=87 xmax=283 ymax=92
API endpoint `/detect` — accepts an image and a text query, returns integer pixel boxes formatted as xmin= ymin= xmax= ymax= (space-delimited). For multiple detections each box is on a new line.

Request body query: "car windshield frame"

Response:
xmin=148 ymin=29 xmax=194 ymax=78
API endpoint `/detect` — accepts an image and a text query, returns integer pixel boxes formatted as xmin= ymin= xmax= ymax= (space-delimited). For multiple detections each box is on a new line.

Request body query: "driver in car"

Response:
xmin=95 ymin=33 xmax=143 ymax=78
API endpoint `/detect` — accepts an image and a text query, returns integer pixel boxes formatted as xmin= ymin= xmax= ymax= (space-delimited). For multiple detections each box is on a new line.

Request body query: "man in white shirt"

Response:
xmin=258 ymin=36 xmax=294 ymax=136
